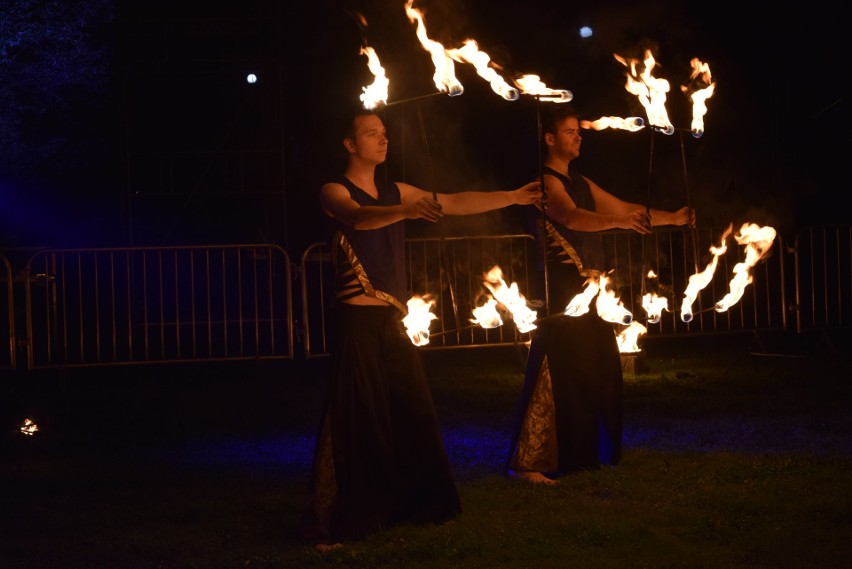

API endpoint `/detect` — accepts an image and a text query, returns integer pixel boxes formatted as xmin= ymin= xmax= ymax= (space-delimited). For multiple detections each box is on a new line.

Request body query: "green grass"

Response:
xmin=1 ymin=333 xmax=850 ymax=568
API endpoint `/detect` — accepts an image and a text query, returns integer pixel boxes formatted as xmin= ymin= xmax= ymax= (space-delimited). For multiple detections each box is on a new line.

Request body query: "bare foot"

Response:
xmin=314 ymin=542 xmax=343 ymax=553
xmin=508 ymin=469 xmax=558 ymax=485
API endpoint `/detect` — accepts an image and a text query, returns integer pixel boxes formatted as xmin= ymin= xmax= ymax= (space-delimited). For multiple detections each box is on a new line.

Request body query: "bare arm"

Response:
xmin=400 ymin=181 xmax=542 ymax=216
xmin=319 ymin=182 xmax=445 ymax=230
xmin=543 ymin=175 xmax=694 ymax=234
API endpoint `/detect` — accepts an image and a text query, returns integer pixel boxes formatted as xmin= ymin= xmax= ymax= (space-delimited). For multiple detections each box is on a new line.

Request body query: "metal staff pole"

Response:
xmin=640 ymin=128 xmax=656 ymax=300
xmin=416 ymin=102 xmax=461 ymax=333
xmin=535 ymin=95 xmax=550 ymax=314
xmin=678 ymin=130 xmax=700 ymax=275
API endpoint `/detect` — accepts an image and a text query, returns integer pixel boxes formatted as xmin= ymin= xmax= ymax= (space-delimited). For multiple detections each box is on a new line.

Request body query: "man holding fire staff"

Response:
xmin=507 ymin=104 xmax=695 ymax=485
xmin=300 ymin=106 xmax=542 ymax=550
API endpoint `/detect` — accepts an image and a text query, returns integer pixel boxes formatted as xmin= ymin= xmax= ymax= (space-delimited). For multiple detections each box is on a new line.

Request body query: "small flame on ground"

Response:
xmin=403 ymin=295 xmax=438 ymax=346
xmin=20 ymin=418 xmax=39 ymax=436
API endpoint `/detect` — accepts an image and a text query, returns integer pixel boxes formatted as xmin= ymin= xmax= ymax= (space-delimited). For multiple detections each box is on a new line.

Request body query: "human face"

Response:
xmin=347 ymin=113 xmax=388 ymax=165
xmin=547 ymin=117 xmax=582 ymax=161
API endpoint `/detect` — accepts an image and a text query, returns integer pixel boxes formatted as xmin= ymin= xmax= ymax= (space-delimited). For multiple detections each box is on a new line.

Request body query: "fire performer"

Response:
xmin=507 ymin=104 xmax=694 ymax=484
xmin=300 ymin=107 xmax=541 ymax=549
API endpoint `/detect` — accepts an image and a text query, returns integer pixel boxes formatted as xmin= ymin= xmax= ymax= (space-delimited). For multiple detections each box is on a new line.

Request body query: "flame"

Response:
xmin=446 ymin=39 xmax=519 ymax=101
xmin=680 ymin=57 xmax=715 ymax=138
xmin=404 ymin=0 xmax=464 ymax=96
xmin=642 ymin=293 xmax=669 ymax=324
xmin=563 ymin=273 xmax=632 ymax=324
xmin=614 ymin=50 xmax=673 ymax=135
xmin=565 ymin=277 xmax=599 ymax=317
xmin=359 ymin=46 xmax=390 ymax=109
xmin=641 ymin=270 xmax=667 ymax=323
xmin=513 ymin=74 xmax=573 ymax=103
xmin=20 ymin=418 xmax=38 ymax=436
xmin=617 ymin=321 xmax=647 ymax=353
xmin=481 ymin=266 xmax=537 ymax=333
xmin=714 ymin=223 xmax=777 ymax=312
xmin=680 ymin=223 xmax=733 ymax=322
xmin=402 ymin=295 xmax=438 ymax=346
xmin=471 ymin=297 xmax=503 ymax=328
xmin=595 ymin=273 xmax=633 ymax=325
xmin=580 ymin=116 xmax=645 ymax=132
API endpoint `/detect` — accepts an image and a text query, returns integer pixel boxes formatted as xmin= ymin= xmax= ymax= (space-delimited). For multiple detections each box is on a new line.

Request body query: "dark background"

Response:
xmin=0 ymin=0 xmax=846 ymax=255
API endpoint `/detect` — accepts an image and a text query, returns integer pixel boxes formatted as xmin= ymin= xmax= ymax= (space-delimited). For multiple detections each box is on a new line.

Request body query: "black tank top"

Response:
xmin=330 ymin=176 xmax=408 ymax=312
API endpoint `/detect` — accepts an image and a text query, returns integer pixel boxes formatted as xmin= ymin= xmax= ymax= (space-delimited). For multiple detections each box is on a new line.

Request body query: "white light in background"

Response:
xmin=246 ymin=73 xmax=258 ymax=84
xmin=579 ymin=26 xmax=593 ymax=38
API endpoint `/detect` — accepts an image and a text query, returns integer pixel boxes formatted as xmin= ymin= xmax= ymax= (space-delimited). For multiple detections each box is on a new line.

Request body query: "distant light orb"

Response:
xmin=246 ymin=73 xmax=258 ymax=84
xmin=579 ymin=26 xmax=593 ymax=38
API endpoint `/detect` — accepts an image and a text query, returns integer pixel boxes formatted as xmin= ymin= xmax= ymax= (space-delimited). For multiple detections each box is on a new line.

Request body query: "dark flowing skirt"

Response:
xmin=507 ymin=262 xmax=623 ymax=475
xmin=301 ymin=304 xmax=461 ymax=544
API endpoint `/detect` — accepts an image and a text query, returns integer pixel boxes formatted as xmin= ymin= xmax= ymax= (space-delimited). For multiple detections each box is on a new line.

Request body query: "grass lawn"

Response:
xmin=1 ymin=331 xmax=850 ymax=568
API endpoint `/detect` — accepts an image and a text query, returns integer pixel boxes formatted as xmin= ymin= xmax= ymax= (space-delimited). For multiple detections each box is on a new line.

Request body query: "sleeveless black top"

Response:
xmin=330 ymin=176 xmax=408 ymax=313
xmin=534 ymin=166 xmax=606 ymax=276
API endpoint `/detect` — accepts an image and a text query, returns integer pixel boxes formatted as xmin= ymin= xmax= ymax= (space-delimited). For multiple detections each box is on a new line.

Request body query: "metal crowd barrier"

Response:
xmin=23 ymin=244 xmax=294 ymax=369
xmin=6 ymin=224 xmax=847 ymax=369
xmin=0 ymin=254 xmax=15 ymax=370
xmin=301 ymin=226 xmax=791 ymax=358
xmin=792 ymin=225 xmax=852 ymax=334
xmin=602 ymin=225 xmax=788 ymax=337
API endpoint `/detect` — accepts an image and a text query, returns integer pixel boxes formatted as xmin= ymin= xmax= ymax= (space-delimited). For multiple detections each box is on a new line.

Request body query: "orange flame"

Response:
xmin=564 ymin=277 xmax=599 ymax=317
xmin=595 ymin=273 xmax=633 ymax=325
xmin=680 ymin=223 xmax=733 ymax=322
xmin=614 ymin=50 xmax=673 ymax=134
xmin=20 ymin=418 xmax=38 ymax=436
xmin=404 ymin=0 xmax=464 ymax=96
xmin=642 ymin=293 xmax=669 ymax=324
xmin=402 ymin=295 xmax=438 ymax=346
xmin=446 ymin=39 xmax=519 ymax=101
xmin=680 ymin=57 xmax=715 ymax=138
xmin=564 ymin=273 xmax=633 ymax=324
xmin=513 ymin=74 xmax=573 ymax=103
xmin=481 ymin=266 xmax=537 ymax=333
xmin=470 ymin=297 xmax=502 ymax=329
xmin=714 ymin=223 xmax=777 ymax=312
xmin=580 ymin=116 xmax=645 ymax=132
xmin=359 ymin=46 xmax=390 ymax=109
xmin=617 ymin=321 xmax=647 ymax=353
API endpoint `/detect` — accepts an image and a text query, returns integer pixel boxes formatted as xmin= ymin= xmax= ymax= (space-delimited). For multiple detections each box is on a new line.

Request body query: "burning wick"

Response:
xmin=402 ymin=295 xmax=438 ymax=346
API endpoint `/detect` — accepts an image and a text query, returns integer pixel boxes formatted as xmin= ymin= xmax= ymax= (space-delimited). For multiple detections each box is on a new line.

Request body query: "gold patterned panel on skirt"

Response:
xmin=509 ymin=356 xmax=558 ymax=472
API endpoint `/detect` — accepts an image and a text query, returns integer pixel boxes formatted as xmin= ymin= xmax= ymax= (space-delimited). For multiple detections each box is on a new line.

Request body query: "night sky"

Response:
xmin=0 ymin=0 xmax=846 ymax=252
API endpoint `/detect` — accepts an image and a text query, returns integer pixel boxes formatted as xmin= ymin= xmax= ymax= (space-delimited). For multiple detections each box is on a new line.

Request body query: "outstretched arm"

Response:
xmin=648 ymin=206 xmax=695 ymax=228
xmin=542 ymin=174 xmax=653 ymax=234
xmin=564 ymin=176 xmax=695 ymax=233
xmin=399 ymin=181 xmax=542 ymax=216
xmin=320 ymin=182 xmax=445 ymax=230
